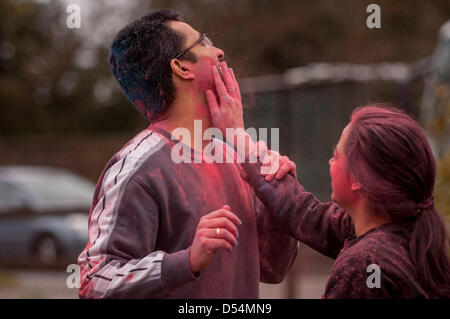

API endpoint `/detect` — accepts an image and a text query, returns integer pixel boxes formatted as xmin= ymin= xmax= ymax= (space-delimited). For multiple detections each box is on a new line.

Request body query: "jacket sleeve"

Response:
xmin=241 ymin=160 xmax=354 ymax=259
xmin=254 ymin=193 xmax=299 ymax=284
xmin=78 ymin=177 xmax=198 ymax=298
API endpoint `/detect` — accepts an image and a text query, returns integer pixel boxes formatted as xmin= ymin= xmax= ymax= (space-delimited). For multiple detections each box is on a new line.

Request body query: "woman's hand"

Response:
xmin=262 ymin=151 xmax=298 ymax=181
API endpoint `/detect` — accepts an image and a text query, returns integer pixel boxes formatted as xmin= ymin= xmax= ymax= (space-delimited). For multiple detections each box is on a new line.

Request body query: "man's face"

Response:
xmin=169 ymin=21 xmax=225 ymax=92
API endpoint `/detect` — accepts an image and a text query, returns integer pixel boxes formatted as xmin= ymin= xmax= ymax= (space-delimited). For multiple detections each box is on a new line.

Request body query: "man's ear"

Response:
xmin=170 ymin=59 xmax=195 ymax=80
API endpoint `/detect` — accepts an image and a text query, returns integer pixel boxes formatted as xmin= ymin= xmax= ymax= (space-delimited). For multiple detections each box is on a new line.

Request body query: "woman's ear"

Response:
xmin=351 ymin=182 xmax=361 ymax=191
xmin=170 ymin=59 xmax=195 ymax=80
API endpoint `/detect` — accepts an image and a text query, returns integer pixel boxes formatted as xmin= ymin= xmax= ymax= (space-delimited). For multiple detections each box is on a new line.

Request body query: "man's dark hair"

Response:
xmin=109 ymin=9 xmax=196 ymax=120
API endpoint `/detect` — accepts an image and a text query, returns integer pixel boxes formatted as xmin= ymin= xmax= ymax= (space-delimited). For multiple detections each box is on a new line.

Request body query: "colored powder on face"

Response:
xmin=192 ymin=57 xmax=216 ymax=92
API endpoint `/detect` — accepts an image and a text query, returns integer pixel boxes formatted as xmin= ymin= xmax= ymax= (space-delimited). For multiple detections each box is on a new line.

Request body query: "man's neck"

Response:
xmin=149 ymin=89 xmax=213 ymax=151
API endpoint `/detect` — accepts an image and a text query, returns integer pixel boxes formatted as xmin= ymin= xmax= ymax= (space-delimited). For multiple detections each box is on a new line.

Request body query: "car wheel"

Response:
xmin=34 ymin=234 xmax=61 ymax=265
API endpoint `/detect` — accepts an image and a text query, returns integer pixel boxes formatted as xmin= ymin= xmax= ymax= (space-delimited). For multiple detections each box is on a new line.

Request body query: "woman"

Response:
xmin=205 ymin=64 xmax=450 ymax=298
xmin=260 ymin=105 xmax=450 ymax=298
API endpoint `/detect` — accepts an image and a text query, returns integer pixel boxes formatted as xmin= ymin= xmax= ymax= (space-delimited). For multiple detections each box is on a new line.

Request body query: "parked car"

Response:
xmin=0 ymin=166 xmax=94 ymax=266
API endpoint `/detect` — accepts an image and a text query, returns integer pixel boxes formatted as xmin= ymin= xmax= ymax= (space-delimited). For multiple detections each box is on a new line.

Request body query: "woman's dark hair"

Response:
xmin=108 ymin=9 xmax=196 ymax=120
xmin=344 ymin=104 xmax=450 ymax=298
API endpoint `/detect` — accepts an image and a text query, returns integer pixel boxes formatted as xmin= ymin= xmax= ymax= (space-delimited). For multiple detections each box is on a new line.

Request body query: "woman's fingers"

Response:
xmin=260 ymin=149 xmax=280 ymax=176
xmin=276 ymin=159 xmax=297 ymax=179
xmin=262 ymin=155 xmax=297 ymax=181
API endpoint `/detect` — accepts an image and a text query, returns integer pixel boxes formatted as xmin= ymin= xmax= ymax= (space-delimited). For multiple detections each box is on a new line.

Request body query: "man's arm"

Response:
xmin=78 ymin=178 xmax=240 ymax=298
xmin=78 ymin=178 xmax=197 ymax=298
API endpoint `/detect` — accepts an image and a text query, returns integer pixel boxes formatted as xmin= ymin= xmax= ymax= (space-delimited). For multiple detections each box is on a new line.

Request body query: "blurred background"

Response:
xmin=0 ymin=0 xmax=449 ymax=298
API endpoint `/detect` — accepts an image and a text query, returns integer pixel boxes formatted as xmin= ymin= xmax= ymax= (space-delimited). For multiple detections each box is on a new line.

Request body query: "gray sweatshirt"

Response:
xmin=78 ymin=127 xmax=298 ymax=298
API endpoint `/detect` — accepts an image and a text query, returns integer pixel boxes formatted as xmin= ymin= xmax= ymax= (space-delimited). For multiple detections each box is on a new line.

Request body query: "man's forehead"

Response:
xmin=168 ymin=20 xmax=200 ymax=40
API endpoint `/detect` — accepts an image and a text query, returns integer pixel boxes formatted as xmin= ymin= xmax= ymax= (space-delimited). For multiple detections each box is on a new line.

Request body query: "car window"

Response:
xmin=12 ymin=170 xmax=94 ymax=210
xmin=20 ymin=172 xmax=95 ymax=209
xmin=0 ymin=181 xmax=26 ymax=212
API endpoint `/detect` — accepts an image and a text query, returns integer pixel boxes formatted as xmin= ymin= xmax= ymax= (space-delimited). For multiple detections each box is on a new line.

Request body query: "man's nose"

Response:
xmin=215 ymin=47 xmax=225 ymax=60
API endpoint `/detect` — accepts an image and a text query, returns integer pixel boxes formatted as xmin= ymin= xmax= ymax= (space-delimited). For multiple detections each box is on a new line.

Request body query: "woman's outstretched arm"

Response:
xmin=241 ymin=158 xmax=354 ymax=259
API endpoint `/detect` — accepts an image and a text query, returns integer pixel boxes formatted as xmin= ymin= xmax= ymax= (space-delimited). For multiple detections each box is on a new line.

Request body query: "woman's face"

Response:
xmin=329 ymin=124 xmax=358 ymax=207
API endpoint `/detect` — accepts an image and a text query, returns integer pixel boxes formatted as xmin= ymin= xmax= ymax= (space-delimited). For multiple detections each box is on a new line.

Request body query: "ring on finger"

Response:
xmin=216 ymin=228 xmax=221 ymax=238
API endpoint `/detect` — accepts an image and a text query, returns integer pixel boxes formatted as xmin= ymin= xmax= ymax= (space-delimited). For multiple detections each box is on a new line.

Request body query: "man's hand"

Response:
xmin=189 ymin=205 xmax=242 ymax=274
xmin=205 ymin=62 xmax=244 ymax=134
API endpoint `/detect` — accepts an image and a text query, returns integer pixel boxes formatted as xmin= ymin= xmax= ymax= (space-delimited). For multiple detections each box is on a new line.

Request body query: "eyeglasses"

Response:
xmin=174 ymin=33 xmax=213 ymax=60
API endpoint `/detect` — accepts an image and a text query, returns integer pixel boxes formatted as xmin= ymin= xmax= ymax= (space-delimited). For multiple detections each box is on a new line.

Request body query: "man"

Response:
xmin=78 ymin=9 xmax=298 ymax=298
